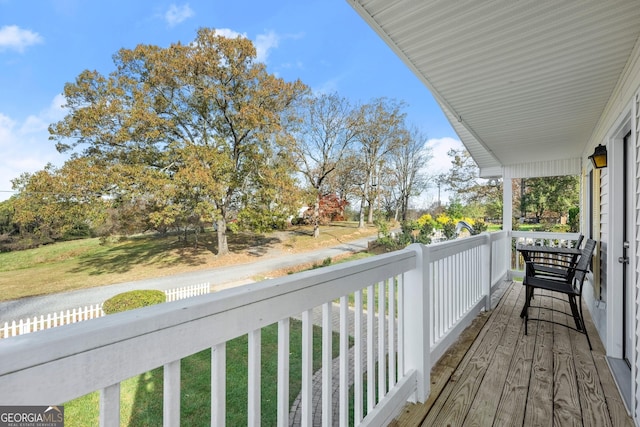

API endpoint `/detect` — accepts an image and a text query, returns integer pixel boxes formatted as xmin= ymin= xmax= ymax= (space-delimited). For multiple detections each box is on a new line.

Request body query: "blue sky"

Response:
xmin=0 ymin=0 xmax=461 ymax=205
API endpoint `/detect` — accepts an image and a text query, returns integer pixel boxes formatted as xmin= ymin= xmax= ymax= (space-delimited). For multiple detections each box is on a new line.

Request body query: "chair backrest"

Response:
xmin=573 ymin=238 xmax=596 ymax=288
xmin=573 ymin=234 xmax=584 ymax=249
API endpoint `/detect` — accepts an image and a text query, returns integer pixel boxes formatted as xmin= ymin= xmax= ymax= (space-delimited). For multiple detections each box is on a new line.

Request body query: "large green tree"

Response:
xmin=10 ymin=160 xmax=105 ymax=240
xmin=444 ymin=148 xmax=502 ymax=220
xmin=521 ymin=175 xmax=579 ymax=222
xmin=353 ymin=98 xmax=406 ymax=227
xmin=290 ymin=92 xmax=358 ymax=237
xmin=49 ymin=28 xmax=308 ymax=255
xmin=0 ymin=198 xmax=16 ymax=236
xmin=387 ymin=126 xmax=431 ymax=221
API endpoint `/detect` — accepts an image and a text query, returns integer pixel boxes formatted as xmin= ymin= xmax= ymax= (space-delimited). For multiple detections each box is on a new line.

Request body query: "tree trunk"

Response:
xmin=367 ymin=200 xmax=374 ymax=224
xmin=313 ymin=193 xmax=320 ymax=238
xmin=401 ymin=194 xmax=409 ymax=221
xmin=358 ymin=194 xmax=366 ymax=229
xmin=216 ymin=218 xmax=229 ymax=256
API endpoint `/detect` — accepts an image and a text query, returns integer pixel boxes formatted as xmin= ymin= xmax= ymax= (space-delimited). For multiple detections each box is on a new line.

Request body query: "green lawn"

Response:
xmin=0 ymin=223 xmax=379 ymax=302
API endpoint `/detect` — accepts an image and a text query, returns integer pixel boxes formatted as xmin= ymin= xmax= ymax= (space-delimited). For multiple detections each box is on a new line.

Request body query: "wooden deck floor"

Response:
xmin=392 ymin=281 xmax=634 ymax=427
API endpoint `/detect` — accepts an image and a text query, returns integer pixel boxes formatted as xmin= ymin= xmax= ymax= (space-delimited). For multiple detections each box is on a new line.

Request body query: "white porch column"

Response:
xmin=503 ymin=171 xmax=513 ymax=280
xmin=502 ymin=169 xmax=512 ymax=232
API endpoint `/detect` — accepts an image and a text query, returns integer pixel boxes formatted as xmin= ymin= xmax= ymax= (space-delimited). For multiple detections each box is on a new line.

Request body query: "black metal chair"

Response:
xmin=522 ymin=238 xmax=596 ymax=349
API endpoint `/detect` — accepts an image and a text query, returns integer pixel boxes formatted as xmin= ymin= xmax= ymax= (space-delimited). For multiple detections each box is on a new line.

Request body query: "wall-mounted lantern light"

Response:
xmin=589 ymin=144 xmax=607 ymax=169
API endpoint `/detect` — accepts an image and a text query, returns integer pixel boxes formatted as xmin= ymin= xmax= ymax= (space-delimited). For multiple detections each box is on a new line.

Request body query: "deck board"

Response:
xmin=493 ymin=283 xmax=536 ymax=427
xmin=391 ymin=281 xmax=634 ymax=426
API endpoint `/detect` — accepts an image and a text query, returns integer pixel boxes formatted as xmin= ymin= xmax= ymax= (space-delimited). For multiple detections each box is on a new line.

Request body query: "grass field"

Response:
xmin=0 ymin=222 xmax=379 ymax=302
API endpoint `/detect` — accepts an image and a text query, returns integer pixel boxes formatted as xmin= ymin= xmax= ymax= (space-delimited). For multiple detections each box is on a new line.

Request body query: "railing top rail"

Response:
xmin=424 ymin=232 xmax=494 ymax=260
xmin=510 ymin=231 xmax=581 ymax=240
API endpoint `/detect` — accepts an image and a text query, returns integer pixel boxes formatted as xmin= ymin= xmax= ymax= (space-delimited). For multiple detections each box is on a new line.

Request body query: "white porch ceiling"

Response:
xmin=348 ymin=1 xmax=640 ymax=176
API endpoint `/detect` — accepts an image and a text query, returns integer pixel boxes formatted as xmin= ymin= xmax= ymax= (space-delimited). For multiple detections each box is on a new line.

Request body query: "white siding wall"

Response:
xmin=585 ymin=168 xmax=608 ymax=340
xmin=633 ymin=90 xmax=640 ymax=424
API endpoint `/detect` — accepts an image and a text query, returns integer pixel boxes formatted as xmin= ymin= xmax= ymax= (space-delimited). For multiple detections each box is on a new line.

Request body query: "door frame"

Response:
xmin=605 ymin=110 xmax=634 ymax=360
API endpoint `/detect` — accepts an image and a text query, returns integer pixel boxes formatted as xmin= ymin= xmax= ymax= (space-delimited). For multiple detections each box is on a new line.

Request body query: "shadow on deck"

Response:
xmin=392 ymin=281 xmax=633 ymax=426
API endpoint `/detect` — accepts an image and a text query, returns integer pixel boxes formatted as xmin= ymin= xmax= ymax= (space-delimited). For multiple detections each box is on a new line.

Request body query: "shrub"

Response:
xmin=103 ymin=290 xmax=166 ymax=314
xmin=375 ymin=218 xmax=390 ymax=238
xmin=435 ymin=214 xmax=451 ymax=228
xmin=311 ymin=257 xmax=333 ymax=269
xmin=471 ymin=220 xmax=488 ymax=234
xmin=442 ymin=220 xmax=457 ymax=240
xmin=416 ymin=222 xmax=432 ymax=244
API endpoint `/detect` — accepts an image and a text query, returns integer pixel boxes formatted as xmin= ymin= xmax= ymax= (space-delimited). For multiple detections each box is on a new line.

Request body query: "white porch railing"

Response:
xmin=427 ymin=231 xmax=510 ymax=363
xmin=0 ymin=231 xmax=510 ymax=427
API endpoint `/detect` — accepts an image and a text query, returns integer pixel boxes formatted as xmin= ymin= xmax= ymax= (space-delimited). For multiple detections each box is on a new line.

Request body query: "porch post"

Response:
xmin=503 ymin=172 xmax=513 ymax=279
xmin=404 ymin=243 xmax=430 ymax=403
xmin=503 ymin=169 xmax=512 ymax=232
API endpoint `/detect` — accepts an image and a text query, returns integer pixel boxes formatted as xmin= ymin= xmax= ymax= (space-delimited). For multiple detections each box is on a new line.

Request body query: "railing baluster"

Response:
xmin=248 ymin=328 xmax=261 ymax=427
xmin=378 ymin=280 xmax=386 ymax=401
xmin=440 ymin=258 xmax=446 ymax=336
xmin=100 ymin=383 xmax=120 ymax=427
xmin=388 ymin=277 xmax=396 ymax=387
xmin=354 ymin=290 xmax=364 ymax=424
xmin=367 ymin=284 xmax=375 ymax=412
xmin=339 ymin=295 xmax=349 ymax=427
xmin=432 ymin=260 xmax=439 ymax=344
xmin=301 ymin=309 xmax=313 ymax=426
xmin=277 ymin=319 xmax=290 ymax=427
xmin=211 ymin=343 xmax=226 ymax=427
xmin=447 ymin=256 xmax=453 ymax=330
xmin=322 ymin=302 xmax=332 ymax=427
xmin=397 ymin=274 xmax=405 ymax=377
xmin=163 ymin=360 xmax=180 ymax=427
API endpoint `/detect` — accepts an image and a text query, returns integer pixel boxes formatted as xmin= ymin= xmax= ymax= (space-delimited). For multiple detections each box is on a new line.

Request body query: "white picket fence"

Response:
xmin=164 ymin=282 xmax=210 ymax=302
xmin=0 ymin=282 xmax=210 ymax=339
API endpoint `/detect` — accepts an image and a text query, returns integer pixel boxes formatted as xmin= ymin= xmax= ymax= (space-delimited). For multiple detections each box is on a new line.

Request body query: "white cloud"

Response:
xmin=0 ymin=113 xmax=17 ymax=147
xmin=426 ymin=137 xmax=463 ymax=175
xmin=209 ymin=29 xmax=281 ymax=66
xmin=0 ymin=95 xmax=68 ymax=201
xmin=214 ymin=28 xmax=244 ymax=39
xmin=255 ymin=30 xmax=280 ymax=63
xmin=165 ymin=3 xmax=194 ymax=27
xmin=19 ymin=94 xmax=67 ymax=134
xmin=0 ymin=25 xmax=43 ymax=53
xmin=410 ymin=137 xmax=463 ymax=207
